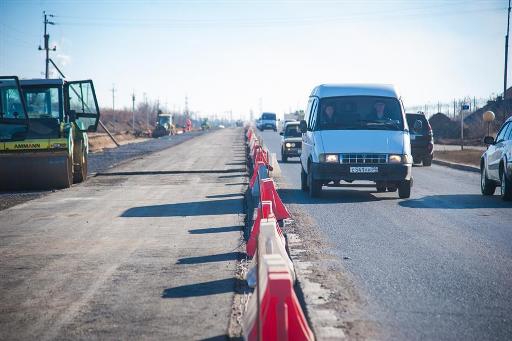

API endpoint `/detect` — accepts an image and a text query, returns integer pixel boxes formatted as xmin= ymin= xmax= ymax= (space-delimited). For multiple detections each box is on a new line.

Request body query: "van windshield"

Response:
xmin=261 ymin=113 xmax=276 ymax=120
xmin=316 ymin=96 xmax=404 ymax=131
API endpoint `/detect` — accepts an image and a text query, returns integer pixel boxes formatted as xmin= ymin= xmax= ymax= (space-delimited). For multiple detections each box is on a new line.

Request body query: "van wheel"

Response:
xmin=308 ymin=165 xmax=322 ymax=197
xmin=398 ymin=180 xmax=411 ymax=199
xmin=500 ymin=169 xmax=512 ymax=201
xmin=301 ymin=166 xmax=308 ymax=191
xmin=281 ymin=152 xmax=288 ymax=163
xmin=423 ymin=157 xmax=432 ymax=167
xmin=481 ymin=166 xmax=496 ymax=196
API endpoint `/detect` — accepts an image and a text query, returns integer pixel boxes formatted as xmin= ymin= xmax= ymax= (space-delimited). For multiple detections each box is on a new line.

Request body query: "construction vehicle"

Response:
xmin=152 ymin=111 xmax=176 ymax=138
xmin=0 ymin=76 xmax=100 ymax=189
xmin=201 ymin=118 xmax=210 ymax=131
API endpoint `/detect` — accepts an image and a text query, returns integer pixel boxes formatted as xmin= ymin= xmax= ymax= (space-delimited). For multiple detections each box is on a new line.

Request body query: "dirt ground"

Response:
xmin=88 ymin=132 xmax=149 ymax=152
xmin=434 ymin=149 xmax=483 ymax=167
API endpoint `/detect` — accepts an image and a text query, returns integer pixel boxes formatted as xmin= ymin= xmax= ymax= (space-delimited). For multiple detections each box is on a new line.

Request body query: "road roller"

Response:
xmin=0 ymin=76 xmax=100 ymax=190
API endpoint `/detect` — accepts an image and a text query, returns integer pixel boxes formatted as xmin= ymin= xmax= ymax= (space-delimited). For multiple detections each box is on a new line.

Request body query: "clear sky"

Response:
xmin=0 ymin=0 xmax=508 ymax=119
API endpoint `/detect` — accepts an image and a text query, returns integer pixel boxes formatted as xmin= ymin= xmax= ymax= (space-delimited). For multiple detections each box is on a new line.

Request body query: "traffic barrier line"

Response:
xmin=242 ymin=126 xmax=314 ymax=341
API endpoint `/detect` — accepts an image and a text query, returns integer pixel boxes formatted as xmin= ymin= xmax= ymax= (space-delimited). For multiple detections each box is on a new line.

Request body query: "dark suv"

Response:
xmin=406 ymin=112 xmax=434 ymax=166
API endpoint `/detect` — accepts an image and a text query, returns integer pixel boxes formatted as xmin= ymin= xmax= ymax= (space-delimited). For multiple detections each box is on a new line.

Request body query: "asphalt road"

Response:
xmin=0 ymin=128 xmax=245 ymax=340
xmin=261 ymin=130 xmax=512 ymax=340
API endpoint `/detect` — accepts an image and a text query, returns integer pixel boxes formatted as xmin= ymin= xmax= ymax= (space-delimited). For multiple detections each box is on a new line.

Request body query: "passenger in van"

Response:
xmin=371 ymin=101 xmax=388 ymax=120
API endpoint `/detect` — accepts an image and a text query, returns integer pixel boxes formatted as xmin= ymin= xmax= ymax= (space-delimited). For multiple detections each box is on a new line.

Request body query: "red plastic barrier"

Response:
xmin=244 ymin=256 xmax=315 ymax=341
xmin=254 ymin=148 xmax=272 ymax=170
xmin=259 ymin=178 xmax=290 ymax=221
xmin=252 ymin=145 xmax=262 ymax=164
xmin=249 ymin=161 xmax=267 ymax=189
xmin=247 ymin=201 xmax=273 ymax=257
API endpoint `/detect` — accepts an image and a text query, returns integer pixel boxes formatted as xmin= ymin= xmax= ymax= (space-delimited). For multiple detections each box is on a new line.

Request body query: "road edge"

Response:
xmin=432 ymin=159 xmax=479 ymax=173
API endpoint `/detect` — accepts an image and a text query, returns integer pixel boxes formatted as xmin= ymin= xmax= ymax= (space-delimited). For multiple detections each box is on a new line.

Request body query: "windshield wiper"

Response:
xmin=358 ymin=119 xmax=401 ymax=130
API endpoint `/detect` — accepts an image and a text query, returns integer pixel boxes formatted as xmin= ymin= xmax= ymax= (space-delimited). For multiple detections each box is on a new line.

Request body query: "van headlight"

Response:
xmin=285 ymin=142 xmax=296 ymax=148
xmin=388 ymin=154 xmax=412 ymax=164
xmin=388 ymin=154 xmax=402 ymax=163
xmin=320 ymin=153 xmax=339 ymax=163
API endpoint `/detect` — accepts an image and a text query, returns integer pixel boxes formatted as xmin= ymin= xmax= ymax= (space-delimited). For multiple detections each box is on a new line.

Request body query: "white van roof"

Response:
xmin=310 ymin=84 xmax=399 ymax=99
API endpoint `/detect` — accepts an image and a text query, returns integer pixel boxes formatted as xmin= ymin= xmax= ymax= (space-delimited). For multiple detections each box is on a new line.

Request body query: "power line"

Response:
xmin=54 ymin=4 xmax=504 ymax=29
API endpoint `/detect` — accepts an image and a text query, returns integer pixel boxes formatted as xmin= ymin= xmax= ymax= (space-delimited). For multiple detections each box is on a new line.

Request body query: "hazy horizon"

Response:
xmin=0 ymin=0 xmax=508 ymax=119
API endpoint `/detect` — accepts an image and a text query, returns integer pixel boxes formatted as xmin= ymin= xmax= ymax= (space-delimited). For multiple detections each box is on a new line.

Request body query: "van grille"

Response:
xmin=340 ymin=153 xmax=387 ymax=164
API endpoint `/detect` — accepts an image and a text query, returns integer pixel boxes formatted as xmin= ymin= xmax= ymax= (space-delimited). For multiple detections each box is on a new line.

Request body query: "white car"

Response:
xmin=279 ymin=121 xmax=302 ymax=162
xmin=299 ymin=84 xmax=413 ymax=198
xmin=481 ymin=116 xmax=512 ymax=201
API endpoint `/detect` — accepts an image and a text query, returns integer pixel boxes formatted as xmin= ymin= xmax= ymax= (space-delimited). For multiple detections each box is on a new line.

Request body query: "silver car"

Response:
xmin=481 ymin=116 xmax=512 ymax=201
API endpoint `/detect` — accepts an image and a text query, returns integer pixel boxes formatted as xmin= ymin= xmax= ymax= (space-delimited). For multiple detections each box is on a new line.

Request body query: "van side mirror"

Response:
xmin=484 ymin=136 xmax=495 ymax=145
xmin=299 ymin=120 xmax=307 ymax=133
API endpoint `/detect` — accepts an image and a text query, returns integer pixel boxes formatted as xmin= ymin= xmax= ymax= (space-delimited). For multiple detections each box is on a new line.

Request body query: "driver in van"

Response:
xmin=321 ymin=103 xmax=336 ymax=126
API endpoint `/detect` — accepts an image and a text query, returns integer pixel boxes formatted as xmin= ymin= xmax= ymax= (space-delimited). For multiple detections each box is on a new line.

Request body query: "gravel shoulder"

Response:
xmin=0 ymin=131 xmax=204 ymax=211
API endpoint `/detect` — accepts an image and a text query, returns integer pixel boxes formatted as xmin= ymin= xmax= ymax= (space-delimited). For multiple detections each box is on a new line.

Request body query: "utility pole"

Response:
xmin=143 ymin=92 xmax=148 ymax=131
xmin=460 ymin=102 xmax=469 ymax=151
xmin=505 ymin=0 xmax=511 ymax=99
xmin=131 ymin=91 xmax=136 ymax=134
xmin=111 ymin=85 xmax=116 ymax=111
xmin=38 ymin=11 xmax=56 ymax=79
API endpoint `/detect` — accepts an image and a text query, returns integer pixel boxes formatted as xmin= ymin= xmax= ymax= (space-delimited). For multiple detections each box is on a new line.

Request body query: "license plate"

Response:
xmin=350 ymin=166 xmax=378 ymax=173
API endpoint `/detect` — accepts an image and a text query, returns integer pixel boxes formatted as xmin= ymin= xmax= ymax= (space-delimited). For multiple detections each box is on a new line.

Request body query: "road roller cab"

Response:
xmin=0 ymin=76 xmax=100 ymax=190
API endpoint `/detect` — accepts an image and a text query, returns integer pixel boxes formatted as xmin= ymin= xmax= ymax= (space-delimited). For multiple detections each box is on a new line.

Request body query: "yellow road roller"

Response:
xmin=0 ymin=76 xmax=100 ymax=190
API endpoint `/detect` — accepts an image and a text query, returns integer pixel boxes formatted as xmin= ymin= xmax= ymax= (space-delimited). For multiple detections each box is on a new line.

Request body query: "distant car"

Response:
xmin=257 ymin=112 xmax=277 ymax=131
xmin=481 ymin=116 xmax=512 ymax=201
xmin=280 ymin=121 xmax=302 ymax=162
xmin=406 ymin=112 xmax=434 ymax=166
xmin=218 ymin=124 xmax=225 ymax=129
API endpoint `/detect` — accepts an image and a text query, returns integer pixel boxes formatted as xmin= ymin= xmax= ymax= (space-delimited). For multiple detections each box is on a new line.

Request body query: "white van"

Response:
xmin=256 ymin=112 xmax=277 ymax=131
xmin=299 ymin=84 xmax=413 ymax=198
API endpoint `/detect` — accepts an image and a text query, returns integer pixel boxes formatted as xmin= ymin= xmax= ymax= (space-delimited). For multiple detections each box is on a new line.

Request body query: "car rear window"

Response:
xmin=406 ymin=114 xmax=428 ymax=133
